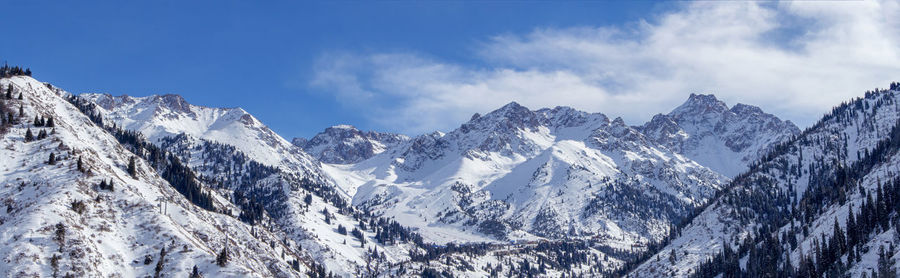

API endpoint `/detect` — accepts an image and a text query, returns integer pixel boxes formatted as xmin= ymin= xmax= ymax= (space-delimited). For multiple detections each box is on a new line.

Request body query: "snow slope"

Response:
xmin=0 ymin=76 xmax=305 ymax=277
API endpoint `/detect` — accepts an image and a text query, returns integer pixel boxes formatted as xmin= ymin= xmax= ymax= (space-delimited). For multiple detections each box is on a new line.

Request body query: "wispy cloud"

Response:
xmin=311 ymin=1 xmax=900 ymax=135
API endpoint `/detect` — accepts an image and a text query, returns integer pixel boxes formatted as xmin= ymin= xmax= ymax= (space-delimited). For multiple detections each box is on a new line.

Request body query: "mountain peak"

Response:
xmin=500 ymin=101 xmax=524 ymax=110
xmin=492 ymin=101 xmax=532 ymax=117
xmin=299 ymin=125 xmax=409 ymax=164
xmin=673 ymin=93 xmax=729 ymax=116
xmin=729 ymin=103 xmax=764 ymax=115
xmin=153 ymin=94 xmax=191 ymax=113
xmin=642 ymin=93 xmax=799 ymax=177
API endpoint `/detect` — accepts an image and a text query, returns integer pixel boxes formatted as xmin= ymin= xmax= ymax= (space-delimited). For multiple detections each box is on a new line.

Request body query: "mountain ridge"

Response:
xmin=12 ymin=71 xmax=843 ymax=277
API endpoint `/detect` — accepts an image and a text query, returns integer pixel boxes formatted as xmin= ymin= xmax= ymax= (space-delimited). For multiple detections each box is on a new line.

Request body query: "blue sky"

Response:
xmin=2 ymin=1 xmax=899 ymax=138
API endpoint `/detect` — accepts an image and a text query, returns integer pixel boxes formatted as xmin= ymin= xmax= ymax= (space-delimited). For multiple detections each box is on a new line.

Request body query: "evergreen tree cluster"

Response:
xmin=159 ymin=134 xmax=282 ymax=225
xmin=97 ymin=179 xmax=115 ymax=191
xmin=306 ymin=261 xmax=338 ymax=278
xmin=0 ymin=63 xmax=31 ymax=78
xmin=234 ymin=190 xmax=265 ymax=225
xmin=0 ymin=84 xmax=15 ymax=134
xmin=692 ymin=175 xmax=900 ymax=278
xmin=32 ymin=115 xmax=54 ymax=127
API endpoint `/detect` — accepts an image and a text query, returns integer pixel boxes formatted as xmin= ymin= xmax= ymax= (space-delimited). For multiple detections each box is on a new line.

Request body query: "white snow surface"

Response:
xmin=0 ymin=76 xmax=304 ymax=277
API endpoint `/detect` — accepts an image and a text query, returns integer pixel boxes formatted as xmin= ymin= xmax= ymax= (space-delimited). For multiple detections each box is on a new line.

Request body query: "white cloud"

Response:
xmin=311 ymin=0 xmax=900 ymax=135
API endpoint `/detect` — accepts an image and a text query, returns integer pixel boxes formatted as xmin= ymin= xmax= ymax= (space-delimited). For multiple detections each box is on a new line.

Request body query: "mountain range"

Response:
xmin=2 ymin=67 xmax=899 ymax=277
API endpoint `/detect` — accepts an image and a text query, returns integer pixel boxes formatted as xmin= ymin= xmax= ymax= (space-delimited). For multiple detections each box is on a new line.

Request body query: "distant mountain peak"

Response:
xmin=641 ymin=93 xmax=799 ymax=177
xmin=297 ymin=125 xmax=409 ymax=164
xmin=729 ymin=102 xmax=764 ymax=115
xmin=330 ymin=124 xmax=356 ymax=130
xmin=488 ymin=101 xmax=535 ymax=120
xmin=498 ymin=100 xmax=526 ymax=111
xmin=672 ymin=93 xmax=729 ymax=118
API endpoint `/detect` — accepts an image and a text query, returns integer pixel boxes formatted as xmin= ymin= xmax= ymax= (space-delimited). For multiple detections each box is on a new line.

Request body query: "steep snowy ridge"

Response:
xmin=294 ymin=125 xmax=409 ymax=164
xmin=80 ymin=93 xmax=330 ymax=185
xmin=632 ymin=84 xmax=900 ymax=277
xmin=640 ymin=94 xmax=800 ymax=177
xmin=0 ymin=76 xmax=304 ymax=277
xmin=328 ymin=101 xmax=728 ymax=262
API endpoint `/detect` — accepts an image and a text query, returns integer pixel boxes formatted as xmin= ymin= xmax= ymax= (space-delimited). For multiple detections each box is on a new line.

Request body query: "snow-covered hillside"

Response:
xmin=79 ymin=94 xmax=421 ymax=276
xmin=640 ymin=94 xmax=800 ymax=177
xmin=0 ymin=76 xmax=305 ymax=277
xmin=631 ymin=84 xmax=900 ymax=277
xmin=80 ymin=93 xmax=329 ymax=185
xmin=327 ymin=102 xmax=727 ymax=255
xmin=294 ymin=125 xmax=409 ymax=164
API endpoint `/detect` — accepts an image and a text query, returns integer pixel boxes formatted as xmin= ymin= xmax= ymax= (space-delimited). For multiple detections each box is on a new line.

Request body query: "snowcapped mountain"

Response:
xmin=294 ymin=125 xmax=409 ymax=164
xmin=76 ymin=86 xmax=628 ymax=277
xmin=0 ymin=76 xmax=305 ymax=277
xmin=631 ymin=83 xmax=900 ymax=277
xmin=80 ymin=93 xmax=329 ymax=184
xmin=78 ymin=93 xmax=422 ymax=276
xmin=17 ymin=61 xmax=899 ymax=277
xmin=327 ymin=102 xmax=727 ymax=256
xmin=640 ymin=94 xmax=800 ymax=177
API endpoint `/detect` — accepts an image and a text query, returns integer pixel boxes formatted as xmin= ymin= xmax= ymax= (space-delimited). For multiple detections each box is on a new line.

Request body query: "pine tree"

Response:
xmin=878 ymin=244 xmax=896 ymax=278
xmin=154 ymin=246 xmax=167 ymax=278
xmin=24 ymin=128 xmax=34 ymax=142
xmin=17 ymin=92 xmax=22 ymax=100
xmin=33 ymin=115 xmax=40 ymax=127
xmin=127 ymin=156 xmax=137 ymax=178
xmin=48 ymin=153 xmax=56 ymax=165
xmin=46 ymin=116 xmax=54 ymax=127
xmin=189 ymin=266 xmax=201 ymax=278
xmin=18 ymin=104 xmax=23 ymax=117
xmin=77 ymin=157 xmax=84 ymax=172
xmin=216 ymin=245 xmax=229 ymax=267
